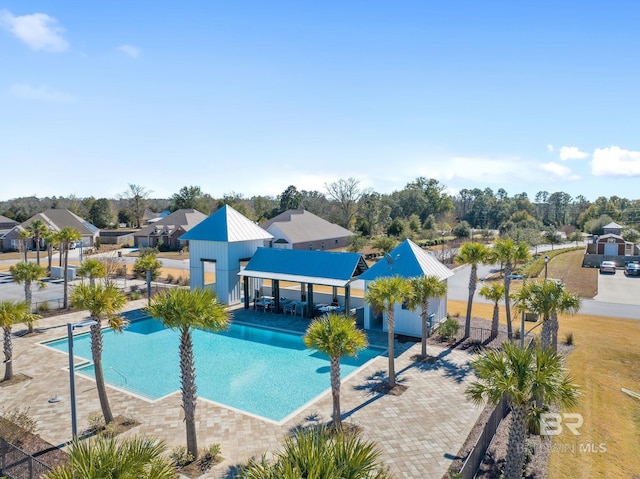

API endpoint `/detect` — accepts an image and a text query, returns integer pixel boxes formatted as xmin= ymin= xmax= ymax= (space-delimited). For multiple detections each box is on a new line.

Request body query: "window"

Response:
xmin=321 ymin=241 xmax=325 ymax=249
xmin=309 ymin=243 xmax=313 ymax=250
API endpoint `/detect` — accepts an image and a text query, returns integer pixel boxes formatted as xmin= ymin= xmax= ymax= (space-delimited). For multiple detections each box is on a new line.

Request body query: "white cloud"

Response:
xmin=559 ymin=146 xmax=589 ymax=161
xmin=591 ymin=146 xmax=640 ymax=177
xmin=118 ymin=44 xmax=140 ymax=58
xmin=0 ymin=9 xmax=68 ymax=52
xmin=541 ymin=162 xmax=580 ymax=180
xmin=547 ymin=144 xmax=554 ymax=152
xmin=10 ymin=83 xmax=74 ymax=102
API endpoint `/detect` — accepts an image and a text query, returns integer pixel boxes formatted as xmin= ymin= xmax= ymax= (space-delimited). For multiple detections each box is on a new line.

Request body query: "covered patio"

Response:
xmin=239 ymin=247 xmax=369 ymax=318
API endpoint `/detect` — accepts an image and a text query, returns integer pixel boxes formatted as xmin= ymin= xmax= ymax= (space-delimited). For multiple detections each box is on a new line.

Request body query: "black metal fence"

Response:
xmin=0 ymin=438 xmax=51 ymax=479
xmin=458 ymin=395 xmax=509 ymax=479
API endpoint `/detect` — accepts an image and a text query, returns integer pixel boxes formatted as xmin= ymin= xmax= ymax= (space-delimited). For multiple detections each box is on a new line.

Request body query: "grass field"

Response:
xmin=448 ymin=296 xmax=640 ymax=478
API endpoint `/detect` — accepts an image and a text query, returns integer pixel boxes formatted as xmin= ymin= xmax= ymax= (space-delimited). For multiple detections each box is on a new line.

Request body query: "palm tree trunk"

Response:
xmin=3 ymin=327 xmax=12 ymax=381
xmin=465 ymin=265 xmax=477 ymax=338
xmin=91 ymin=322 xmax=114 ymax=424
xmin=551 ymin=313 xmax=559 ymax=352
xmin=504 ymin=263 xmax=513 ymax=339
xmin=25 ymin=282 xmax=34 ymax=334
xmin=541 ymin=314 xmax=552 ymax=350
xmin=180 ymin=328 xmax=199 ymax=459
xmin=47 ymin=245 xmax=52 ymax=272
xmin=421 ymin=305 xmax=428 ymax=357
xmin=504 ymin=405 xmax=528 ymax=479
xmin=330 ymin=356 xmax=342 ymax=428
xmin=35 ymin=234 xmax=41 ymax=266
xmin=63 ymin=245 xmax=69 ymax=309
xmin=386 ymin=308 xmax=396 ymax=389
xmin=490 ymin=303 xmax=499 ymax=339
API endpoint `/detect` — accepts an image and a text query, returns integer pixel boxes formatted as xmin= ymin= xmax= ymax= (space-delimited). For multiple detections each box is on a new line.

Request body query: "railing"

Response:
xmin=0 ymin=438 xmax=52 ymax=479
xmin=458 ymin=395 xmax=509 ymax=479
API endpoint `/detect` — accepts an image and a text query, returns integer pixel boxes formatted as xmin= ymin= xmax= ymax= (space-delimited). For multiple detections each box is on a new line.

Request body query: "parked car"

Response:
xmin=600 ymin=261 xmax=617 ymax=274
xmin=625 ymin=262 xmax=640 ymax=276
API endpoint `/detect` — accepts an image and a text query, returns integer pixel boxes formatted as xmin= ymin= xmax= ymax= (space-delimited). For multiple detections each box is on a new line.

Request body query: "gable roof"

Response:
xmin=20 ymin=209 xmax=99 ymax=236
xmin=241 ymin=247 xmax=369 ymax=287
xmin=603 ymin=222 xmax=622 ymax=230
xmin=0 ymin=215 xmax=17 ymax=225
xmin=180 ymin=205 xmax=273 ymax=243
xmin=134 ymin=209 xmax=207 ymax=237
xmin=261 ymin=209 xmax=354 ymax=245
xmin=359 ymin=239 xmax=453 ymax=281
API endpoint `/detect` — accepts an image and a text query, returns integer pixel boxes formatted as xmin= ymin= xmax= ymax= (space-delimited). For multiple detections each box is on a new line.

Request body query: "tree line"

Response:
xmin=3 ymin=179 xmax=640 ymax=243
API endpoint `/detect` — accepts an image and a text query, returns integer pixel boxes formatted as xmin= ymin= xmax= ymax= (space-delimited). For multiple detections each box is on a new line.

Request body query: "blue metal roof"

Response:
xmin=180 ymin=205 xmax=272 ymax=242
xmin=358 ymin=239 xmax=453 ymax=281
xmin=241 ymin=248 xmax=368 ymax=287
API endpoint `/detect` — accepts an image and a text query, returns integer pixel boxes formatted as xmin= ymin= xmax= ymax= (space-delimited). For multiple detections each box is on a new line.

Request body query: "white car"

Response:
xmin=599 ymin=261 xmax=616 ymax=274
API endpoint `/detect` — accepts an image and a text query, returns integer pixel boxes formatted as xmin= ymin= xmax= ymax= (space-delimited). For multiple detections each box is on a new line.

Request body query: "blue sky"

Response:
xmin=2 ymin=1 xmax=640 ymax=202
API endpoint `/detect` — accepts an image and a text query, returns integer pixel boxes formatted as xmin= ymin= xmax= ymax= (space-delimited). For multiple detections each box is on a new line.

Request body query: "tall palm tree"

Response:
xmin=77 ymin=258 xmax=107 ymax=287
xmin=456 ymin=242 xmax=490 ymax=338
xmin=43 ymin=230 xmax=57 ymax=272
xmin=512 ymin=280 xmax=580 ymax=351
xmin=407 ymin=275 xmax=447 ymax=358
xmin=479 ymin=283 xmax=505 ymax=340
xmin=71 ymin=283 xmax=127 ymax=424
xmin=0 ymin=300 xmax=38 ymax=381
xmin=146 ymin=288 xmax=230 ymax=459
xmin=304 ymin=313 xmax=368 ymax=429
xmin=18 ymin=228 xmax=32 ymax=262
xmin=27 ymin=219 xmax=49 ymax=266
xmin=10 ymin=261 xmax=46 ymax=333
xmin=58 ymin=227 xmax=82 ymax=308
xmin=364 ymin=276 xmax=412 ymax=389
xmin=466 ymin=342 xmax=580 ymax=479
xmin=489 ymin=239 xmax=530 ymax=339
xmin=44 ymin=435 xmax=177 ymax=479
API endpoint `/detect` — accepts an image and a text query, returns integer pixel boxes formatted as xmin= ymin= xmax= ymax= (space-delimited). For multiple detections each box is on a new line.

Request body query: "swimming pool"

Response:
xmin=45 ymin=317 xmax=381 ymax=422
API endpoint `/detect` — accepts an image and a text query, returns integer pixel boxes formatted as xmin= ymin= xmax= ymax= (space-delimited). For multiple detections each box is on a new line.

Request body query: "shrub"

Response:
xmin=37 ymin=302 xmax=50 ymax=314
xmin=87 ymin=411 xmax=105 ymax=433
xmin=0 ymin=408 xmax=37 ymax=445
xmin=203 ymin=443 xmax=221 ymax=461
xmin=170 ymin=445 xmax=194 ymax=468
xmin=121 ymin=412 xmax=138 ymax=426
xmin=438 ymin=317 xmax=459 ymax=342
xmin=565 ymin=332 xmax=574 ymax=346
xmin=166 ymin=273 xmax=174 ymax=284
xmin=130 ymin=291 xmax=142 ymax=300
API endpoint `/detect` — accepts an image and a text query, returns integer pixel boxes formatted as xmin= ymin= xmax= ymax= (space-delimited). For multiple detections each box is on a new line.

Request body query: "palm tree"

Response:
xmin=10 ymin=261 xmax=46 ymax=333
xmin=135 ymin=252 xmax=161 ymax=303
xmin=304 ymin=313 xmax=367 ymax=429
xmin=58 ymin=227 xmax=82 ymax=308
xmin=239 ymin=425 xmax=391 ymax=479
xmin=71 ymin=283 xmax=127 ymax=424
xmin=456 ymin=242 xmax=490 ymax=338
xmin=512 ymin=280 xmax=580 ymax=351
xmin=27 ymin=219 xmax=49 ymax=266
xmin=0 ymin=300 xmax=38 ymax=381
xmin=489 ymin=239 xmax=530 ymax=339
xmin=77 ymin=258 xmax=107 ymax=287
xmin=43 ymin=230 xmax=57 ymax=272
xmin=479 ymin=283 xmax=505 ymax=340
xmin=146 ymin=288 xmax=230 ymax=459
xmin=364 ymin=276 xmax=412 ymax=389
xmin=466 ymin=342 xmax=580 ymax=479
xmin=407 ymin=275 xmax=447 ymax=358
xmin=44 ymin=435 xmax=177 ymax=479
xmin=18 ymin=228 xmax=32 ymax=262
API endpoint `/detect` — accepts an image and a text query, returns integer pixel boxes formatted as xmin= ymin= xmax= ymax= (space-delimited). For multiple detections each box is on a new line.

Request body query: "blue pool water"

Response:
xmin=45 ymin=318 xmax=380 ymax=422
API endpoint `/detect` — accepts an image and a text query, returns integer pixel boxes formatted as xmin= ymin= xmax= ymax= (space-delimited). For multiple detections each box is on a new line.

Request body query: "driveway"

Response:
xmin=594 ymin=269 xmax=640 ymax=305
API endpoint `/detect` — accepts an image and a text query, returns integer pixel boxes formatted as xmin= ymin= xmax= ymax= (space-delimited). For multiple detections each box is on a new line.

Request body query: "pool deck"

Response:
xmin=2 ymin=300 xmax=483 ymax=478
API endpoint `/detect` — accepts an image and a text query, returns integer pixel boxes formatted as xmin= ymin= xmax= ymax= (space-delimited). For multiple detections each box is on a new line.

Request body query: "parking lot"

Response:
xmin=594 ymin=268 xmax=640 ymax=305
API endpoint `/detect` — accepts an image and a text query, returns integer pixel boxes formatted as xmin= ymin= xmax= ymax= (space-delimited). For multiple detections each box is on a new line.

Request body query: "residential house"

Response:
xmin=0 ymin=215 xmax=18 ymax=251
xmin=261 ymin=209 xmax=355 ymax=250
xmin=133 ymin=209 xmax=207 ymax=250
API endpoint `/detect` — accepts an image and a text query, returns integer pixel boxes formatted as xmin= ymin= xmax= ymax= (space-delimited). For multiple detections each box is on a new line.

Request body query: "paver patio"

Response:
xmin=1 ymin=300 xmax=483 ymax=478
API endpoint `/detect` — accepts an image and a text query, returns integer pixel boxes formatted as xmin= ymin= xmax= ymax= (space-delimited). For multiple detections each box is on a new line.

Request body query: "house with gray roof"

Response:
xmin=261 ymin=209 xmax=355 ymax=250
xmin=359 ymin=239 xmax=453 ymax=337
xmin=180 ymin=205 xmax=273 ymax=304
xmin=0 ymin=215 xmax=18 ymax=251
xmin=2 ymin=209 xmax=99 ymax=251
xmin=133 ymin=208 xmax=207 ymax=250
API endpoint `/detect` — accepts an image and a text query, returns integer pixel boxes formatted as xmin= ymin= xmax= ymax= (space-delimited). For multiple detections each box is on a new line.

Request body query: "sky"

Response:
xmin=2 ymin=1 xmax=640 ymax=203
